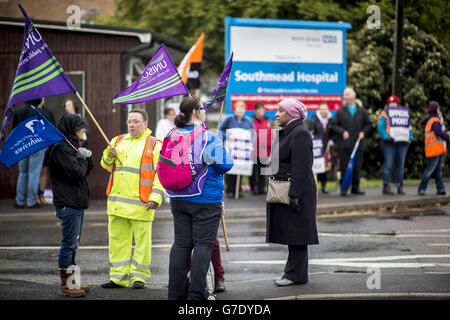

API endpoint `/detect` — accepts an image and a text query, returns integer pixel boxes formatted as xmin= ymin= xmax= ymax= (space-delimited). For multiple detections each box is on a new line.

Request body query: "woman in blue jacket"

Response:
xmin=167 ymin=96 xmax=234 ymax=300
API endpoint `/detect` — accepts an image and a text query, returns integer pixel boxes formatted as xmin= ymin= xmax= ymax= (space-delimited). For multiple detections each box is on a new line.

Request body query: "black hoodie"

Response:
xmin=49 ymin=114 xmax=93 ymax=210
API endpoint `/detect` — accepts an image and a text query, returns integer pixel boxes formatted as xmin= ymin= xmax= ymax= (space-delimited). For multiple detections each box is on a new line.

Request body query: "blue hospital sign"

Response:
xmin=225 ymin=17 xmax=352 ymax=119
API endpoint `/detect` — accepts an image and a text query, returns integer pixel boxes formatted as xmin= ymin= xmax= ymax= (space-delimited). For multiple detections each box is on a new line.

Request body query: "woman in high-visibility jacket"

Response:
xmin=377 ymin=96 xmax=413 ymax=195
xmin=418 ymin=101 xmax=449 ymax=195
xmin=100 ymin=108 xmax=165 ymax=289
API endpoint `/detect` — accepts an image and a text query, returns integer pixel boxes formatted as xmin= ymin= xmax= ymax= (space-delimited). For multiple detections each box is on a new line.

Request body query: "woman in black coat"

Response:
xmin=266 ymin=98 xmax=319 ymax=286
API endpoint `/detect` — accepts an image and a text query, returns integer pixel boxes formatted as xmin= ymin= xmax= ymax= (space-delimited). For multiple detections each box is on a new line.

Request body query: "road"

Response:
xmin=0 ymin=205 xmax=450 ymax=299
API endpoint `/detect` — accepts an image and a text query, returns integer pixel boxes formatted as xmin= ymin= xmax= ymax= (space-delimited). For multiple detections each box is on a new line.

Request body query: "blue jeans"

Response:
xmin=56 ymin=207 xmax=84 ymax=269
xmin=15 ymin=148 xmax=47 ymax=206
xmin=381 ymin=142 xmax=409 ymax=186
xmin=418 ymin=154 xmax=445 ymax=193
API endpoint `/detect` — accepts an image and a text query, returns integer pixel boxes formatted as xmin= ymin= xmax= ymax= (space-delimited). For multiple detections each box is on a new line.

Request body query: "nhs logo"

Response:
xmin=322 ymin=34 xmax=337 ymax=44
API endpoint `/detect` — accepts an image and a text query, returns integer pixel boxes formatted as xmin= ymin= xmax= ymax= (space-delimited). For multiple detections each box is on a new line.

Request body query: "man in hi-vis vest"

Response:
xmin=100 ymin=108 xmax=165 ymax=289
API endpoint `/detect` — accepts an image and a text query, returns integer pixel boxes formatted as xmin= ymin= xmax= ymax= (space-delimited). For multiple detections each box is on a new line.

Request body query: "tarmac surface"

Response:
xmin=0 ymin=181 xmax=449 ymax=300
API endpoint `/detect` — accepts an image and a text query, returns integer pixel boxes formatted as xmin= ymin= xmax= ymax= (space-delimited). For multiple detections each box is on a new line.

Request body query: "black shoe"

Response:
xmin=14 ymin=203 xmax=25 ymax=209
xmin=101 ymin=281 xmax=125 ymax=289
xmin=321 ymin=188 xmax=329 ymax=194
xmin=351 ymin=189 xmax=365 ymax=195
xmin=437 ymin=190 xmax=446 ymax=195
xmin=340 ymin=189 xmax=348 ymax=196
xmin=418 ymin=190 xmax=425 ymax=196
xmin=132 ymin=281 xmax=145 ymax=289
xmin=226 ymin=193 xmax=234 ymax=199
xmin=214 ymin=281 xmax=226 ymax=293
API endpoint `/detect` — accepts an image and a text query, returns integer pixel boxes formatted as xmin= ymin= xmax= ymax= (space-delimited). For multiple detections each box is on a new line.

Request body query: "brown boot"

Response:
xmin=59 ymin=269 xmax=85 ymax=297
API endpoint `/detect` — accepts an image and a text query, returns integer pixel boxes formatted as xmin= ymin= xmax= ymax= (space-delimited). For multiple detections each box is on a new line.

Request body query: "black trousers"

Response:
xmin=168 ymin=200 xmax=222 ymax=300
xmin=225 ymin=174 xmax=242 ymax=195
xmin=283 ymin=245 xmax=309 ymax=283
xmin=339 ymin=145 xmax=364 ymax=191
xmin=250 ymin=158 xmax=268 ymax=193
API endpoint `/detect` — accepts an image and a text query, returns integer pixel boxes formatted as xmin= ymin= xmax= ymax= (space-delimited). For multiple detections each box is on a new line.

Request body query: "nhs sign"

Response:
xmin=225 ymin=17 xmax=352 ymax=119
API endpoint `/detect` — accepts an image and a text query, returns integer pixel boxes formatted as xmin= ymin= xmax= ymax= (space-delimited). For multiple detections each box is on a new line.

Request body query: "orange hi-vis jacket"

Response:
xmin=101 ymin=128 xmax=164 ymax=222
xmin=425 ymin=117 xmax=447 ymax=158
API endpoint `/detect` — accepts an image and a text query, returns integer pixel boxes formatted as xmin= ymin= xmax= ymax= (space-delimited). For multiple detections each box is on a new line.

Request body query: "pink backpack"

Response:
xmin=157 ymin=127 xmax=207 ymax=191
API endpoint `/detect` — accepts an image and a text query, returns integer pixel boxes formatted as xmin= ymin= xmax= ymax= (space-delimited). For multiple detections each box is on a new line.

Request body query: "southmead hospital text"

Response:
xmin=234 ymin=70 xmax=338 ymax=85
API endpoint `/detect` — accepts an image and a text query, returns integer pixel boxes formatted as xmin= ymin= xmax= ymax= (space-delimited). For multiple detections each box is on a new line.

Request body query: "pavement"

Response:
xmin=2 ymin=180 xmax=449 ymax=218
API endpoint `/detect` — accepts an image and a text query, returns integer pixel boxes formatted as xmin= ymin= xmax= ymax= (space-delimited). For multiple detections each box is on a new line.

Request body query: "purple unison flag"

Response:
xmin=113 ymin=44 xmax=188 ymax=104
xmin=1 ymin=5 xmax=77 ymax=141
xmin=203 ymin=52 xmax=233 ymax=109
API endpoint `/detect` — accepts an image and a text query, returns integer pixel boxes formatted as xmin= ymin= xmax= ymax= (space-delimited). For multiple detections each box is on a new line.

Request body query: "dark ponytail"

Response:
xmin=174 ymin=96 xmax=200 ymax=128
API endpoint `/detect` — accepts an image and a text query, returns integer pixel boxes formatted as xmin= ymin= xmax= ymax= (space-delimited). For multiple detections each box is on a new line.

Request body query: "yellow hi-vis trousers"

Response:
xmin=108 ymin=215 xmax=152 ymax=287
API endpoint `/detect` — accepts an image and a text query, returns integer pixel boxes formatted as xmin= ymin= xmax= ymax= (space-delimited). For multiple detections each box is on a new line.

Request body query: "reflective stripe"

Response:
xmin=140 ymin=179 xmax=154 ymax=186
xmin=110 ymin=273 xmax=129 ymax=280
xmin=425 ymin=140 xmax=444 ymax=146
xmin=131 ymin=259 xmax=151 ymax=270
xmin=130 ymin=272 xmax=149 ymax=282
xmin=115 ymin=166 xmax=140 ymax=174
xmin=152 ymin=189 xmax=165 ymax=197
xmin=102 ymin=157 xmax=115 ymax=166
xmin=425 ymin=132 xmax=435 ymax=137
xmin=110 ymin=260 xmax=130 ymax=268
xmin=107 ymin=196 xmax=146 ymax=207
xmin=141 ymin=164 xmax=154 ymax=171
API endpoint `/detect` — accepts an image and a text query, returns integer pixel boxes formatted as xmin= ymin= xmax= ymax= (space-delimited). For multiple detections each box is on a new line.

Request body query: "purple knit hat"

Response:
xmin=427 ymin=101 xmax=439 ymax=114
xmin=278 ymin=98 xmax=307 ymax=120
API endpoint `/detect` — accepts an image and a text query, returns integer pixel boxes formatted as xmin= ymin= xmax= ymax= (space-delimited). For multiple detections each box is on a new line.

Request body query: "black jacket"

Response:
xmin=13 ymin=103 xmax=56 ymax=128
xmin=329 ymin=105 xmax=372 ymax=151
xmin=266 ymin=119 xmax=319 ymax=245
xmin=49 ymin=115 xmax=93 ymax=210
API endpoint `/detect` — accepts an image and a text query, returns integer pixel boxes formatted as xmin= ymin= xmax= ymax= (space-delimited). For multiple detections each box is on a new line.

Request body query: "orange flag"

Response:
xmin=177 ymin=33 xmax=204 ymax=89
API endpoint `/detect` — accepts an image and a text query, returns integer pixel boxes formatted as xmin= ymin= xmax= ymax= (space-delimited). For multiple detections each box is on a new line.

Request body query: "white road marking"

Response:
xmin=427 ymin=243 xmax=450 ymax=246
xmin=0 ymin=243 xmax=270 ymax=250
xmin=318 ymin=232 xmax=450 ymax=238
xmin=230 ymin=254 xmax=450 ymax=268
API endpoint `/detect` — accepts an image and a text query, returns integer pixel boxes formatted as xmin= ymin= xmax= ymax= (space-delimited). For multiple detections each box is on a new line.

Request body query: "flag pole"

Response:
xmin=75 ymin=92 xmax=110 ymax=146
xmin=221 ymin=201 xmax=230 ymax=251
xmin=75 ymin=92 xmax=123 ymax=165
xmin=216 ymin=100 xmax=230 ymax=250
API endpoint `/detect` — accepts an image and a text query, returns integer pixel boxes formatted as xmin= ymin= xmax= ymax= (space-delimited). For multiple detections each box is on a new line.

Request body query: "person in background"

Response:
xmin=377 ymin=96 xmax=413 ymax=195
xmin=63 ymin=97 xmax=88 ymax=146
xmin=250 ymin=102 xmax=272 ymax=195
xmin=13 ymin=98 xmax=50 ymax=208
xmin=49 ymin=113 xmax=93 ymax=297
xmin=63 ymin=97 xmax=80 ymax=115
xmin=308 ymin=102 xmax=334 ymax=194
xmin=218 ymin=101 xmax=254 ymax=198
xmin=267 ymin=98 xmax=319 ymax=287
xmin=155 ymin=107 xmax=176 ymax=141
xmin=36 ymin=98 xmax=57 ymax=205
xmin=330 ymin=88 xmax=372 ymax=196
xmin=418 ymin=101 xmax=449 ymax=195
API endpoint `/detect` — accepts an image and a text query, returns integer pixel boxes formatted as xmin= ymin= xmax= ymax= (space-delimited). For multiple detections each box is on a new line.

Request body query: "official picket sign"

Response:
xmin=225 ymin=17 xmax=352 ymax=119
xmin=388 ymin=106 xmax=410 ymax=142
xmin=312 ymin=136 xmax=326 ymax=174
xmin=224 ymin=128 xmax=254 ymax=176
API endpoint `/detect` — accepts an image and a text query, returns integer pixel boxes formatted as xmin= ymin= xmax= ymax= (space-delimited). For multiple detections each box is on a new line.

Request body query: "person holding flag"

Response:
xmin=377 ymin=96 xmax=413 ymax=195
xmin=104 ymin=43 xmax=187 ymax=289
xmin=49 ymin=114 xmax=93 ymax=297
